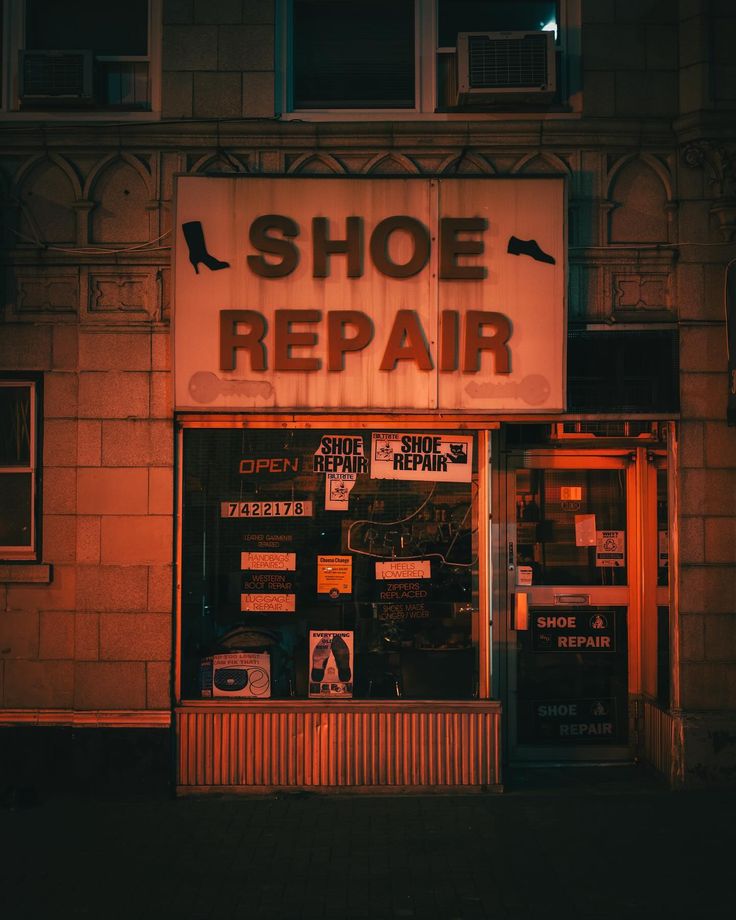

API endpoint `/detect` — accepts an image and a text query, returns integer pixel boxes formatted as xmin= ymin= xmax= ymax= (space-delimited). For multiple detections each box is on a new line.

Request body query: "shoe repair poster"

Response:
xmin=309 ymin=630 xmax=354 ymax=698
xmin=313 ymin=434 xmax=367 ymax=510
xmin=370 ymin=433 xmax=473 ymax=482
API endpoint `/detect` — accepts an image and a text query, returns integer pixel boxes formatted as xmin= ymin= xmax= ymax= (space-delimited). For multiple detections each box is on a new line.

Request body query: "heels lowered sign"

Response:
xmin=174 ymin=176 xmax=565 ymax=412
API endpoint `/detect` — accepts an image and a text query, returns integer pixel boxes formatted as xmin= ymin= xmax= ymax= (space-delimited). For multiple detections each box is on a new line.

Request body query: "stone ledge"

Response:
xmin=0 ymin=564 xmax=52 ymax=584
xmin=0 ymin=708 xmax=171 ymax=727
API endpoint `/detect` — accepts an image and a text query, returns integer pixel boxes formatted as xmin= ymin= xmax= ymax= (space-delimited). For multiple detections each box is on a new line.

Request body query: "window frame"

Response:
xmin=175 ymin=416 xmax=493 ymax=705
xmin=0 ymin=374 xmax=41 ymax=562
xmin=0 ymin=0 xmax=162 ymax=121
xmin=277 ymin=0 xmax=581 ymax=120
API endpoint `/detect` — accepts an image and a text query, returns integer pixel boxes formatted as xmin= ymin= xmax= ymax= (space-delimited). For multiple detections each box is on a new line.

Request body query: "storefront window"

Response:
xmin=180 ymin=428 xmax=479 ymax=701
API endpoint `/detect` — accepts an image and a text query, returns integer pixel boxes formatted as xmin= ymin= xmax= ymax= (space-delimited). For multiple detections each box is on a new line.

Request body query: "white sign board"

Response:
xmin=596 ymin=530 xmax=626 ymax=568
xmin=376 ymin=560 xmax=431 ymax=580
xmin=174 ymin=176 xmax=565 ymax=412
xmin=211 ymin=652 xmax=271 ymax=698
xmin=370 ymin=432 xmax=473 ymax=482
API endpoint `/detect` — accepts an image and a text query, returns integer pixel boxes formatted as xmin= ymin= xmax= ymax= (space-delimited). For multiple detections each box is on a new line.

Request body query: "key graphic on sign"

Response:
xmin=188 ymin=371 xmax=273 ymax=403
xmin=465 ymin=374 xmax=550 ymax=406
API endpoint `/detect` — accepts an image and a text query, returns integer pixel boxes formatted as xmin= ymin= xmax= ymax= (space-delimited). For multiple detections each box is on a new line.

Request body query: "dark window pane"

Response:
xmin=294 ymin=1 xmax=414 ymax=108
xmin=26 ymin=0 xmax=148 ymax=56
xmin=567 ymin=331 xmax=679 ymax=413
xmin=0 ymin=386 xmax=31 ymax=466
xmin=438 ymin=0 xmax=558 ymax=46
xmin=0 ymin=473 xmax=32 ymax=548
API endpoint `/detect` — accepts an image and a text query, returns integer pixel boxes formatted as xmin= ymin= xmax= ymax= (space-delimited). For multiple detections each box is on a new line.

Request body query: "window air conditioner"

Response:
xmin=19 ymin=50 xmax=94 ymax=103
xmin=456 ymin=31 xmax=556 ymax=104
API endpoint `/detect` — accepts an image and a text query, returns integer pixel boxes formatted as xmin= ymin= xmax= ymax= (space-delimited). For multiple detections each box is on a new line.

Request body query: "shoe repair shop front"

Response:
xmin=173 ymin=175 xmax=665 ymax=793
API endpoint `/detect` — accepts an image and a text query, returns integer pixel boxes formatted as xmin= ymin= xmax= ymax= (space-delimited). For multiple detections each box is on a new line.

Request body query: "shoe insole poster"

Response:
xmin=309 ymin=630 xmax=354 ymax=698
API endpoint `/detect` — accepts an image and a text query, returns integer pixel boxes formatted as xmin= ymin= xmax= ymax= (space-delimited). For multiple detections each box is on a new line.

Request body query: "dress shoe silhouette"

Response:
xmin=310 ymin=636 xmax=332 ymax=682
xmin=330 ymin=634 xmax=352 ymax=682
xmin=182 ymin=221 xmax=230 ymax=274
xmin=507 ymin=236 xmax=555 ymax=264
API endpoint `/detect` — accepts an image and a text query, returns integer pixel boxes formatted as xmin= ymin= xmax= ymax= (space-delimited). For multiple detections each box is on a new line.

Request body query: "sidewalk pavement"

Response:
xmin=3 ymin=766 xmax=735 ymax=920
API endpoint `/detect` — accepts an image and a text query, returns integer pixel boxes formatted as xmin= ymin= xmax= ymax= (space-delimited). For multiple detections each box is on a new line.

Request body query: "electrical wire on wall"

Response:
xmin=348 ymin=481 xmax=478 ymax=568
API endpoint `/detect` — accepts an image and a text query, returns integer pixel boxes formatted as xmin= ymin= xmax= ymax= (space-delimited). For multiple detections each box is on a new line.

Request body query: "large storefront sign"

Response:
xmin=174 ymin=176 xmax=565 ymax=412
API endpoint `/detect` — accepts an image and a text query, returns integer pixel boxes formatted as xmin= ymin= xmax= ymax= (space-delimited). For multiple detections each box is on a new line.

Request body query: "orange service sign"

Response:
xmin=174 ymin=176 xmax=565 ymax=412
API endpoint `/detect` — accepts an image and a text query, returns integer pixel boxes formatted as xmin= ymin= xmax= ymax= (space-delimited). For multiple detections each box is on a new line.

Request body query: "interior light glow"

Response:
xmin=541 ymin=19 xmax=558 ymax=38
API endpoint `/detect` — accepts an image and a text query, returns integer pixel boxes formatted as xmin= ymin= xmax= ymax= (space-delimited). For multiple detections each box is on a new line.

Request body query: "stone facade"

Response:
xmin=1 ymin=0 xmax=735 ymax=786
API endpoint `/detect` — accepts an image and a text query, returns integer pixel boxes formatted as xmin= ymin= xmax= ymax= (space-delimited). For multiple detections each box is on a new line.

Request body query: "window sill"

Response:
xmin=0 ymin=563 xmax=51 ymax=584
xmin=280 ymin=108 xmax=581 ymax=122
xmin=0 ymin=110 xmax=161 ymax=123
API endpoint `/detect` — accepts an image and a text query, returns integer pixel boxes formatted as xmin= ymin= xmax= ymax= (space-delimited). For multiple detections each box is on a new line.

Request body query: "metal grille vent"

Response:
xmin=468 ymin=33 xmax=550 ymax=89
xmin=553 ymin=421 xmax=661 ymax=440
xmin=20 ymin=50 xmax=93 ymax=99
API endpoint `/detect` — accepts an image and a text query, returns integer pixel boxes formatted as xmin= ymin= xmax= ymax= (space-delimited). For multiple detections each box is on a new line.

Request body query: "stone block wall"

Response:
xmin=582 ymin=0 xmax=678 ymax=118
xmin=0 ymin=325 xmax=173 ymax=714
xmin=163 ymin=0 xmax=276 ymax=118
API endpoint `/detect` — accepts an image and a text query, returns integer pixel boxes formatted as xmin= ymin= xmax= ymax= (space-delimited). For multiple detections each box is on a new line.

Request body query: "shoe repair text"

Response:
xmin=219 ymin=214 xmax=511 ymax=375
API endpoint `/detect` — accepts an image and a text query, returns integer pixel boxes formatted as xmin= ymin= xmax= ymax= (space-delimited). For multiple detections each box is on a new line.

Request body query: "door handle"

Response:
xmin=512 ymin=592 xmax=529 ymax=630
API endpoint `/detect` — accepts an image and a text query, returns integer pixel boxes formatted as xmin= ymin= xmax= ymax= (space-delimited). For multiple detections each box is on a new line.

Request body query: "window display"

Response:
xmin=180 ymin=428 xmax=479 ymax=700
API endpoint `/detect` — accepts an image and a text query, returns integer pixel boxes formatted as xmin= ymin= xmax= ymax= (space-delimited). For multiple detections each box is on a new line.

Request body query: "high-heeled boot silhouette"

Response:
xmin=182 ymin=221 xmax=230 ymax=273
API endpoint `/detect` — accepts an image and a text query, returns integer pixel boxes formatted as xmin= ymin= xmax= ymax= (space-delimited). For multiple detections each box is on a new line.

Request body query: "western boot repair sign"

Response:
xmin=174 ymin=176 xmax=565 ymax=412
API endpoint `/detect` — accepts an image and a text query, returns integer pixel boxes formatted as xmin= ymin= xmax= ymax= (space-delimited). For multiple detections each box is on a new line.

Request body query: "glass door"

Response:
xmin=505 ymin=454 xmax=636 ymax=762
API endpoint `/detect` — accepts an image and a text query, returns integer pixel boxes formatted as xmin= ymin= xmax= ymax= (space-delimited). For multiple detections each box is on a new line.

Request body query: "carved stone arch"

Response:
xmin=361 ymin=153 xmax=419 ymax=175
xmin=511 ymin=151 xmax=571 ymax=176
xmin=189 ymin=152 xmax=248 ymax=174
xmin=83 ymin=152 xmax=154 ymax=200
xmin=607 ymin=152 xmax=673 ymax=203
xmin=14 ymin=154 xmax=81 ymax=245
xmin=287 ymin=153 xmax=346 ymax=174
xmin=86 ymin=154 xmax=153 ymax=244
xmin=606 ymin=154 xmax=671 ymax=243
xmin=438 ymin=152 xmax=495 ymax=175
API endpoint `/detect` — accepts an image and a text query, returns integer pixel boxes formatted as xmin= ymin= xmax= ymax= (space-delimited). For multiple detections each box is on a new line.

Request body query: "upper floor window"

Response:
xmin=0 ymin=378 xmax=39 ymax=561
xmin=293 ymin=0 xmax=415 ymax=109
xmin=282 ymin=0 xmax=579 ymax=118
xmin=1 ymin=0 xmax=161 ymax=118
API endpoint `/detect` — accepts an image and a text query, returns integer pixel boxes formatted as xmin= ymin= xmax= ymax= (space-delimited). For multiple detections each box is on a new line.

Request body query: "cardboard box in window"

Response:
xmin=206 ymin=651 xmax=271 ymax=698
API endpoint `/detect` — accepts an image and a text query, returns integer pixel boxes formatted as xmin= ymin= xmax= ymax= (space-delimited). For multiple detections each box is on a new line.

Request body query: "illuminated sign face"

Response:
xmin=174 ymin=176 xmax=565 ymax=411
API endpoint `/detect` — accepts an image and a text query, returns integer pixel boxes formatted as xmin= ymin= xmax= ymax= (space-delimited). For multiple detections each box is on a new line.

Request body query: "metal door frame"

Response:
xmin=496 ymin=448 xmax=663 ymax=764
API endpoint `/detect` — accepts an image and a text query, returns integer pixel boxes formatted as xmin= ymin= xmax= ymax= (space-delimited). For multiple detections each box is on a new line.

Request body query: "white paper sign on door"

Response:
xmin=574 ymin=514 xmax=597 ymax=546
xmin=596 ymin=530 xmax=625 ymax=567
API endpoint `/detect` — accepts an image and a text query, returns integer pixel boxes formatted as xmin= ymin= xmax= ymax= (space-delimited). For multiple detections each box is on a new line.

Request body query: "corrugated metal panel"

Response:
xmin=177 ymin=703 xmax=502 ymax=791
xmin=641 ymin=699 xmax=675 ymax=781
